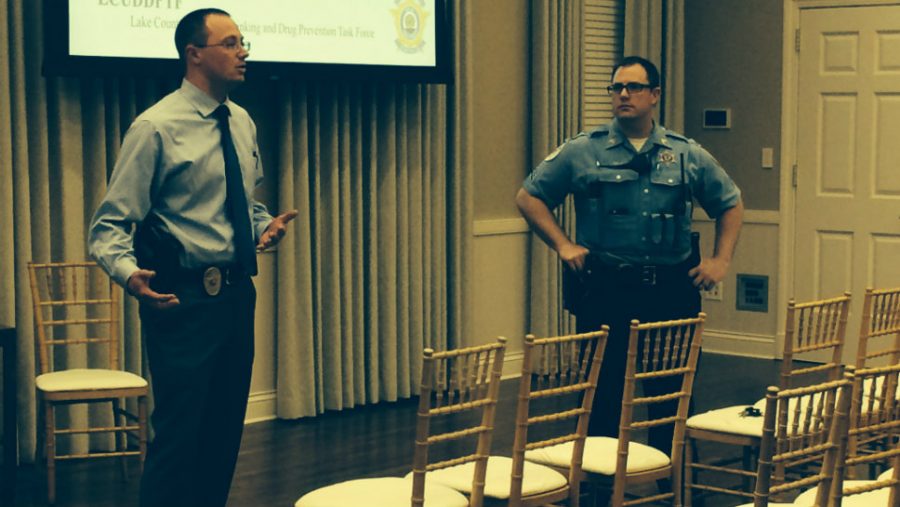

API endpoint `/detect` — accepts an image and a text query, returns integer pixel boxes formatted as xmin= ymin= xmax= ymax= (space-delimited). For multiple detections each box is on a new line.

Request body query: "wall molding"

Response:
xmin=477 ymin=210 xmax=782 ymax=235
xmin=702 ymin=329 xmax=776 ymax=358
xmin=473 ymin=218 xmax=530 ymax=237
xmin=501 ymin=350 xmax=525 ymax=379
xmin=694 ymin=209 xmax=781 ymax=225
xmin=245 ymin=390 xmax=277 ymax=424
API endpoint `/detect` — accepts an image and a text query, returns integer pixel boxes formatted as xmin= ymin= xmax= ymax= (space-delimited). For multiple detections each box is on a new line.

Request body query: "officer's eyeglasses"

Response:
xmin=607 ymin=82 xmax=652 ymax=95
xmin=196 ymin=37 xmax=250 ymax=52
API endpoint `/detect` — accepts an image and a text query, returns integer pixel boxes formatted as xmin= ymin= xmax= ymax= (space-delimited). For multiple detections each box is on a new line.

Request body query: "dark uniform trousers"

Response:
xmin=576 ymin=258 xmax=701 ymax=455
xmin=138 ymin=272 xmax=256 ymax=507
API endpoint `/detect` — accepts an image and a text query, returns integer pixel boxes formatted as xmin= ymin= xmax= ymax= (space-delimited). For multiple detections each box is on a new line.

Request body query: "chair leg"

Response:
xmin=569 ymin=478 xmax=581 ymax=507
xmin=112 ymin=399 xmax=128 ymax=480
xmin=742 ymin=445 xmax=753 ymax=493
xmin=684 ymin=437 xmax=695 ymax=507
xmin=45 ymin=401 xmax=56 ymax=505
xmin=138 ymin=395 xmax=148 ymax=473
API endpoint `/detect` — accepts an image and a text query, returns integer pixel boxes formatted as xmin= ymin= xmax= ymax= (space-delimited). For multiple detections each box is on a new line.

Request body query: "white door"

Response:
xmin=794 ymin=4 xmax=900 ymax=364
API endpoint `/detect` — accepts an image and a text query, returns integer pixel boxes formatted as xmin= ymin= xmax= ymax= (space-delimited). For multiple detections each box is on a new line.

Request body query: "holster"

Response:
xmin=562 ymin=262 xmax=593 ymax=316
xmin=134 ymin=214 xmax=185 ymax=285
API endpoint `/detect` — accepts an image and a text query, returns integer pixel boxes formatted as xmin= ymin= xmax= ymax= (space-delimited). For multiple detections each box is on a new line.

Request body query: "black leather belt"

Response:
xmin=591 ymin=261 xmax=688 ymax=287
xmin=168 ymin=265 xmax=246 ymax=296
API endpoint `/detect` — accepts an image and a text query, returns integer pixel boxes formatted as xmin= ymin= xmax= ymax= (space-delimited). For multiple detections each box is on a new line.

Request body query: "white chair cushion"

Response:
xmin=793 ymin=480 xmax=892 ymax=506
xmin=734 ymin=503 xmax=794 ymax=507
xmin=295 ymin=477 xmax=468 ymax=507
xmin=414 ymin=456 xmax=567 ymax=500
xmin=686 ymin=406 xmax=765 ymax=437
xmin=525 ymin=436 xmax=670 ymax=476
xmin=878 ymin=468 xmax=895 ymax=481
xmin=35 ymin=368 xmax=148 ymax=392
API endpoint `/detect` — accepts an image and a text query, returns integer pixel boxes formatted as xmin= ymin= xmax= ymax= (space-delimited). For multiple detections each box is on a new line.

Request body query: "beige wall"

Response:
xmin=683 ymin=0 xmax=785 ymax=354
xmin=470 ymin=1 xmax=531 ymax=367
xmin=472 ymin=0 xmax=531 ymax=221
xmin=684 ymin=0 xmax=783 ymax=211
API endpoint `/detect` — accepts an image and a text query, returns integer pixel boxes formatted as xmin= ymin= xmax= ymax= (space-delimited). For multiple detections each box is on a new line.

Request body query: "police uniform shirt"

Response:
xmin=89 ymin=79 xmax=274 ymax=287
xmin=523 ymin=119 xmax=741 ymax=266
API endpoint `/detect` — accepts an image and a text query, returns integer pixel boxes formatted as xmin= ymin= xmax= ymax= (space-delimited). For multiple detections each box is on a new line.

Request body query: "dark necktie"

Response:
xmin=213 ymin=104 xmax=257 ymax=276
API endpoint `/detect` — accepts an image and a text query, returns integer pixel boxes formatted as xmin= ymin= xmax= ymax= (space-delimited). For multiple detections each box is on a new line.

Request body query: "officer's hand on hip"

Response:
xmin=257 ymin=209 xmax=300 ymax=251
xmin=126 ymin=269 xmax=180 ymax=309
xmin=558 ymin=242 xmax=590 ymax=273
xmin=688 ymin=257 xmax=729 ymax=291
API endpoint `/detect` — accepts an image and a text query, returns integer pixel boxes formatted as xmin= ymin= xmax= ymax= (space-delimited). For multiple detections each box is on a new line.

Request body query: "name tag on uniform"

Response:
xmin=203 ymin=267 xmax=222 ymax=296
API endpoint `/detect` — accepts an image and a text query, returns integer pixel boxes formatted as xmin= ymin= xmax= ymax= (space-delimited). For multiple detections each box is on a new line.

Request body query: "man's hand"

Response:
xmin=126 ymin=269 xmax=180 ymax=309
xmin=559 ymin=242 xmax=590 ymax=273
xmin=257 ymin=210 xmax=299 ymax=251
xmin=688 ymin=257 xmax=729 ymax=291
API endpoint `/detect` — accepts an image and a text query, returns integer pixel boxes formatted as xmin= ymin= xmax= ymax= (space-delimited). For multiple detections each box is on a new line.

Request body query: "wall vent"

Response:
xmin=736 ymin=274 xmax=768 ymax=313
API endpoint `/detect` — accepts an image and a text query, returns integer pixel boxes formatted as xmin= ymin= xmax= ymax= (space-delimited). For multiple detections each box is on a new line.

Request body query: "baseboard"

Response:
xmin=245 ymin=390 xmax=277 ymax=424
xmin=702 ymin=329 xmax=776 ymax=359
xmin=502 ymin=350 xmax=524 ymax=379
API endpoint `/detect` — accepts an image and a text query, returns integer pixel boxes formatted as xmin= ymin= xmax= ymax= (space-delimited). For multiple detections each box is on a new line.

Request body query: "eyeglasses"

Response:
xmin=607 ymin=82 xmax=653 ymax=95
xmin=196 ymin=38 xmax=250 ymax=52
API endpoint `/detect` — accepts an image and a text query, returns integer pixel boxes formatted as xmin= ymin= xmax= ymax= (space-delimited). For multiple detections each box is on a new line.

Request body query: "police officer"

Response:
xmin=516 ymin=56 xmax=743 ymax=455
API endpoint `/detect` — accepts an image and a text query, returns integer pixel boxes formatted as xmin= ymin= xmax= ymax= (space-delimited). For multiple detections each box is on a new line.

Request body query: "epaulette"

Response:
xmin=588 ymin=126 xmax=609 ymax=137
xmin=664 ymin=130 xmax=688 ymax=143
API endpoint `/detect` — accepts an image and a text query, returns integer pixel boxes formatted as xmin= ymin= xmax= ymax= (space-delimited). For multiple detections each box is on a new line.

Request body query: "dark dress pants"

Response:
xmin=577 ymin=264 xmax=701 ymax=455
xmin=138 ymin=275 xmax=256 ymax=507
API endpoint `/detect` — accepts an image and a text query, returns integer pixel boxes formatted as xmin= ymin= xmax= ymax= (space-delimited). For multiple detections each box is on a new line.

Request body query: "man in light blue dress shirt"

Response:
xmin=88 ymin=8 xmax=297 ymax=507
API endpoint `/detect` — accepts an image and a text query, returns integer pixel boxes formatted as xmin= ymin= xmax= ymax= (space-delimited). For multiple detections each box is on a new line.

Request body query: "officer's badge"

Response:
xmin=544 ymin=144 xmax=564 ymax=162
xmin=203 ymin=267 xmax=222 ymax=296
xmin=658 ymin=151 xmax=676 ymax=164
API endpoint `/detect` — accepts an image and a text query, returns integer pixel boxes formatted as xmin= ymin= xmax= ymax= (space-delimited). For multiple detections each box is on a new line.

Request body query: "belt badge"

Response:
xmin=203 ymin=267 xmax=222 ymax=296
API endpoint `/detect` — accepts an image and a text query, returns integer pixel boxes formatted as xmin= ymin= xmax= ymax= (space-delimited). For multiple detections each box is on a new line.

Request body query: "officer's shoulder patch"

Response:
xmin=544 ymin=143 xmax=566 ymax=162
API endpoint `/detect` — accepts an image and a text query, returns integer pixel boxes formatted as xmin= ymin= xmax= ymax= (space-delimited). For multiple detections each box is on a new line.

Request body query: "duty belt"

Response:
xmin=591 ymin=261 xmax=687 ymax=287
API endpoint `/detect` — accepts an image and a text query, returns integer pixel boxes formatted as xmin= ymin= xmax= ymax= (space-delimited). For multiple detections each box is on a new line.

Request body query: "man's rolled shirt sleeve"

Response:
xmin=522 ymin=144 xmax=574 ymax=210
xmin=691 ymin=143 xmax=741 ymax=219
xmin=88 ymin=120 xmax=160 ymax=288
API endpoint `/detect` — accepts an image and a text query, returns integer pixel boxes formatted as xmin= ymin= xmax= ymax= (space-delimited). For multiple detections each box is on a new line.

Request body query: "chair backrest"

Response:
xmin=508 ymin=327 xmax=609 ymax=505
xmin=612 ymin=313 xmax=705 ymax=502
xmin=410 ymin=338 xmax=507 ymax=507
xmin=832 ymin=363 xmax=900 ymax=506
xmin=753 ymin=376 xmax=852 ymax=506
xmin=781 ymin=293 xmax=851 ymax=389
xmin=855 ymin=287 xmax=900 ymax=369
xmin=27 ymin=261 xmax=121 ymax=375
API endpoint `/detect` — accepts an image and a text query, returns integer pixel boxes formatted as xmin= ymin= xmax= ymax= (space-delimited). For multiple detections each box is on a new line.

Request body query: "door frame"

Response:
xmin=778 ymin=0 xmax=900 ymax=358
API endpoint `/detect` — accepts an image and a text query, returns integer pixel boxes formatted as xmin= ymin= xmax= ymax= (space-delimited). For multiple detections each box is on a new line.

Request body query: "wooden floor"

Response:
xmin=10 ymin=352 xmax=782 ymax=507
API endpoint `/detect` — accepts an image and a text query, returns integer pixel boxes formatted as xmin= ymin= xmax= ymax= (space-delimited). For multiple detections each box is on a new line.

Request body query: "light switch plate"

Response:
xmin=761 ymin=147 xmax=774 ymax=169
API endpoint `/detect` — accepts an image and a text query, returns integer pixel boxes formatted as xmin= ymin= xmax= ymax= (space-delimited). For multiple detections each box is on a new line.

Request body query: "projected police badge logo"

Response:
xmin=392 ymin=0 xmax=428 ymax=54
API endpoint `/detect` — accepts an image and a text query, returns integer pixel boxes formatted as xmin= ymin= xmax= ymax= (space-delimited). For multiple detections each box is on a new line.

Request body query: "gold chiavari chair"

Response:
xmin=27 ymin=261 xmax=148 ymax=504
xmin=295 ymin=338 xmax=507 ymax=507
xmin=684 ymin=294 xmax=850 ymax=506
xmin=735 ymin=375 xmax=852 ymax=507
xmin=422 ymin=328 xmax=608 ymax=507
xmin=527 ymin=314 xmax=705 ymax=507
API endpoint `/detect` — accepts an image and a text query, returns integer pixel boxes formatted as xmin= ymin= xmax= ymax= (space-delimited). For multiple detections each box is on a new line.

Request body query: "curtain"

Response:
xmin=624 ymin=0 xmax=685 ymax=132
xmin=526 ymin=0 xmax=583 ymax=339
xmin=1 ymin=0 xmax=472 ymax=460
